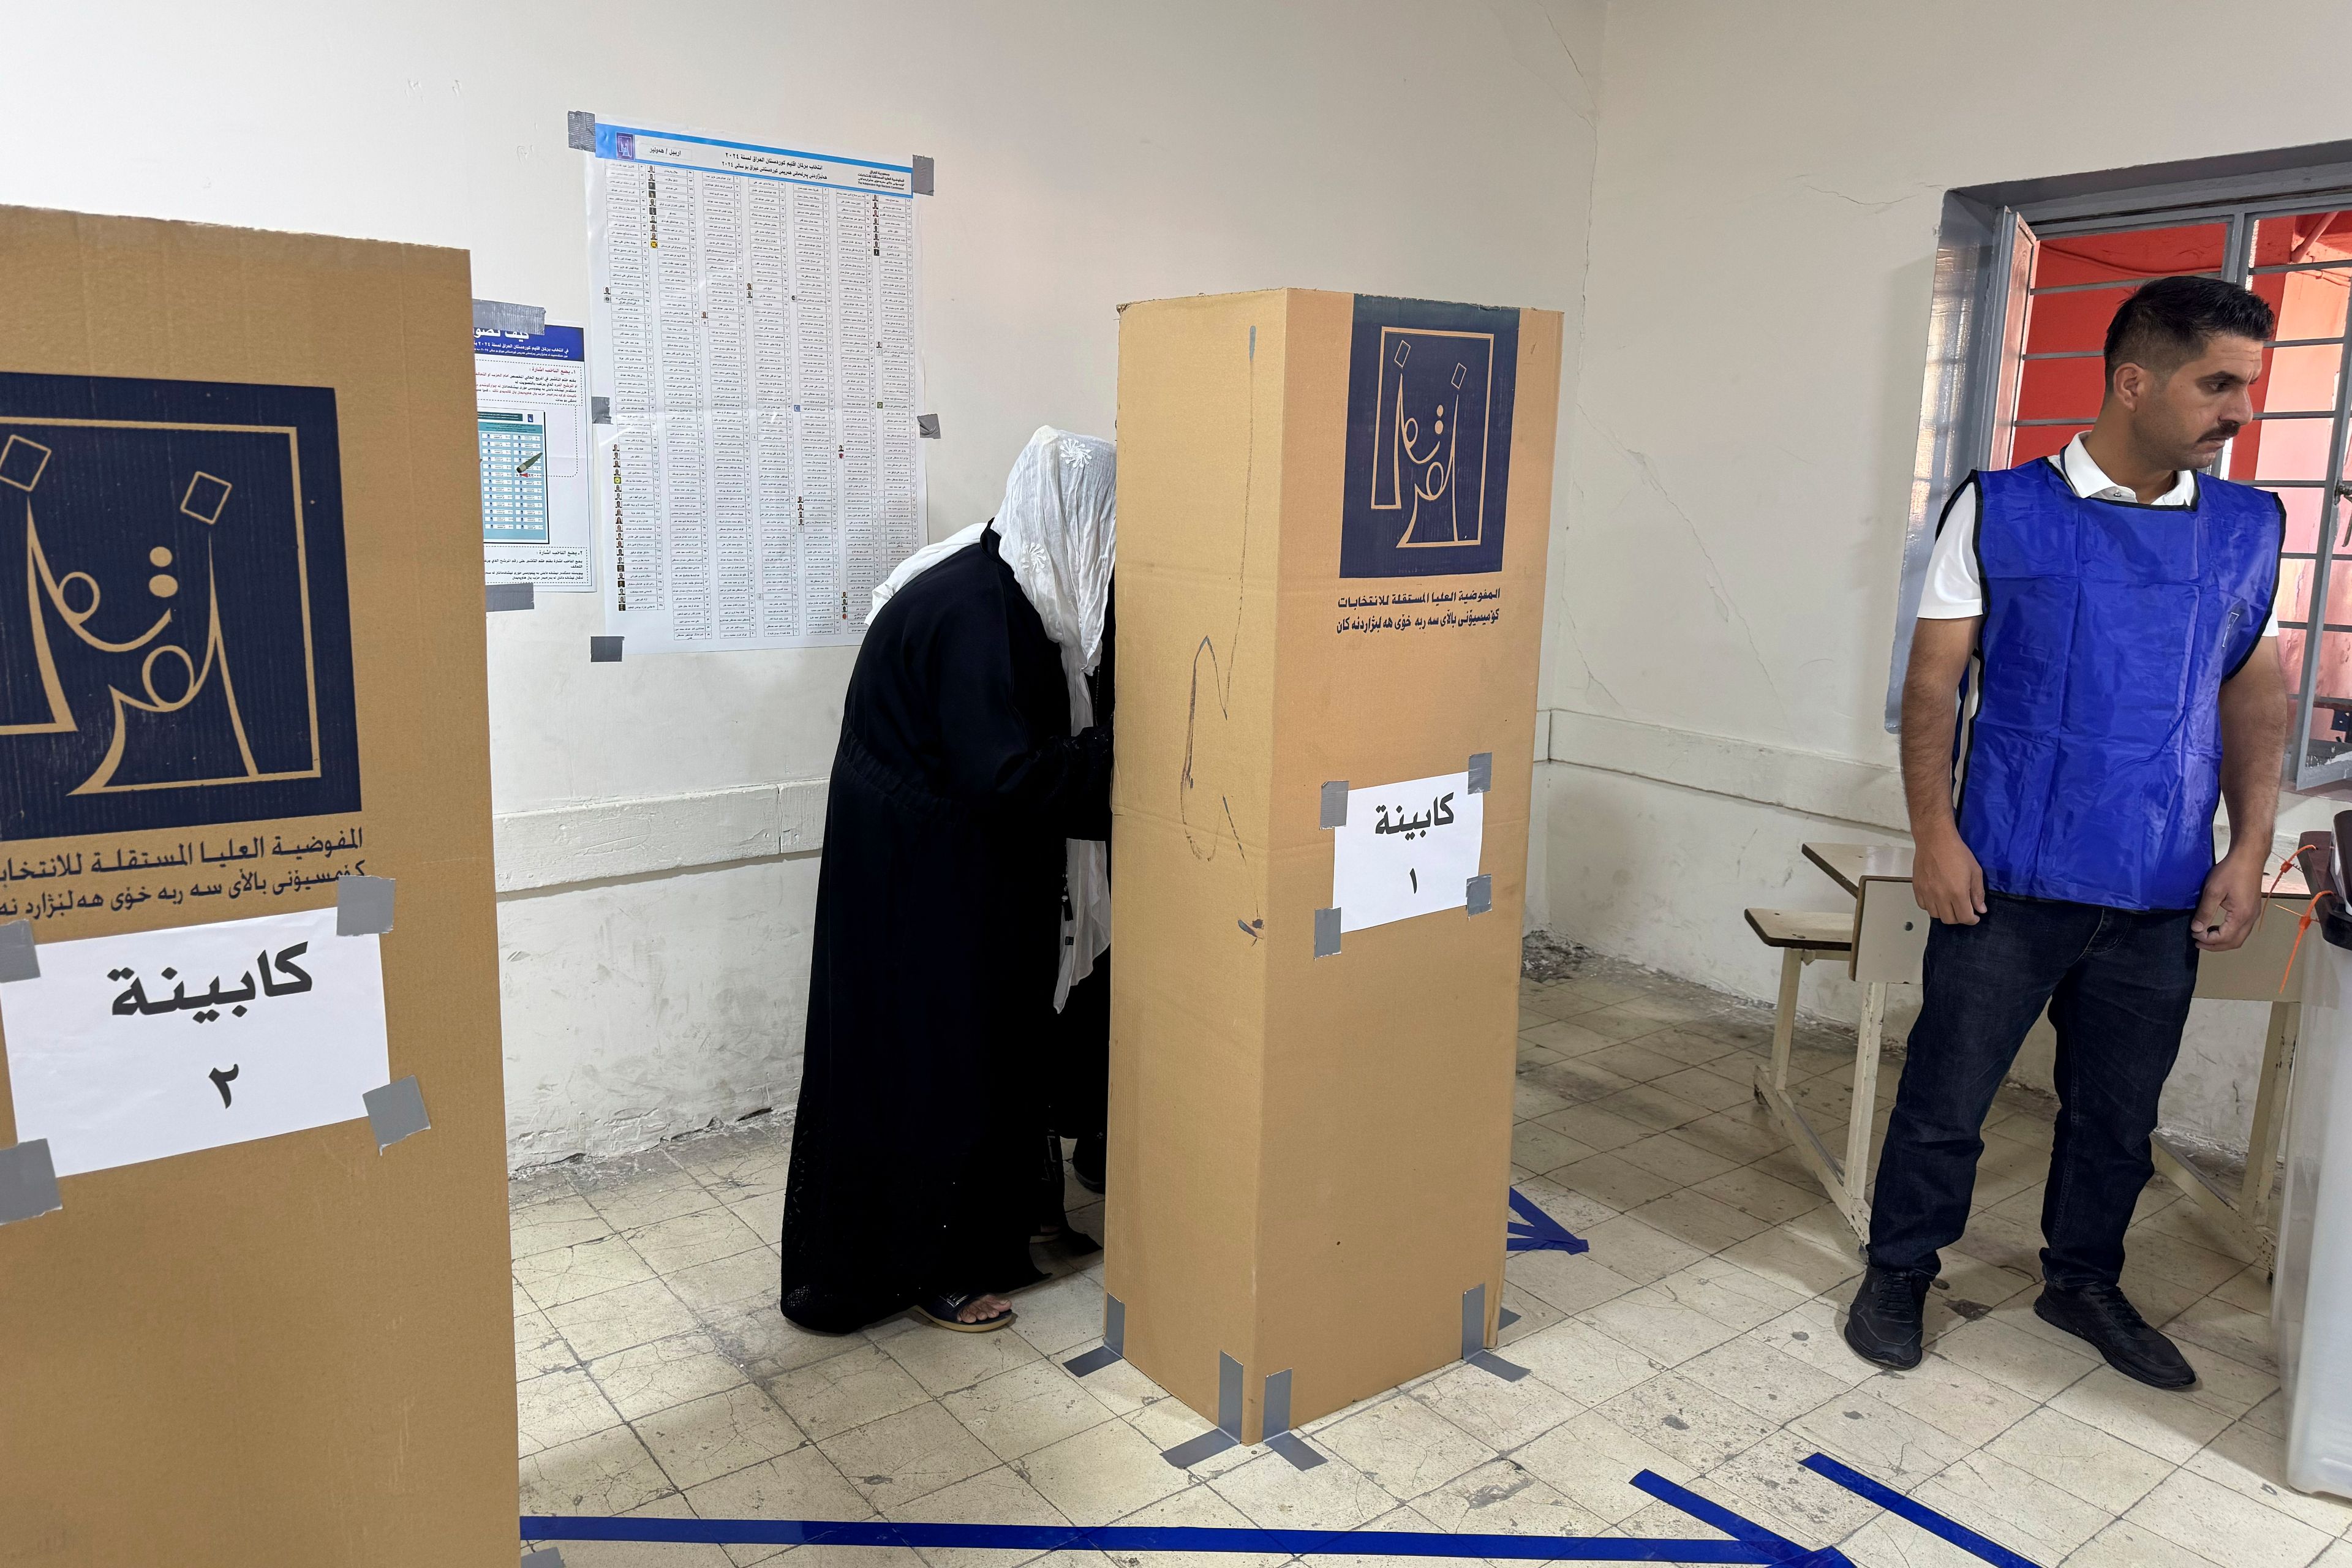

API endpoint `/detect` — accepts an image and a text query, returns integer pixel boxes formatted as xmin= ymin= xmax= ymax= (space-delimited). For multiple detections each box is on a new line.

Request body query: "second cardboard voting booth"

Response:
xmin=1107 ymin=288 xmax=1561 ymax=1439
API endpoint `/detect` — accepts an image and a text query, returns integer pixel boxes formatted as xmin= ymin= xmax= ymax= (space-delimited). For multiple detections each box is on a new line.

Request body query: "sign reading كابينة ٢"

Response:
xmin=1330 ymin=771 xmax=1485 ymax=933
xmin=0 ymin=907 xmax=387 ymax=1177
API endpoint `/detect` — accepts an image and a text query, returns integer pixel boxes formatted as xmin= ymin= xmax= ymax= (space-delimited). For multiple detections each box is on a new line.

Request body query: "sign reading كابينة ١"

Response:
xmin=1330 ymin=771 xmax=1485 ymax=933
xmin=0 ymin=906 xmax=387 ymax=1177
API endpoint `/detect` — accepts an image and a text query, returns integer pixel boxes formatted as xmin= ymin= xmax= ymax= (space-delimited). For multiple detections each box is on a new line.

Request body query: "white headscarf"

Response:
xmin=869 ymin=426 xmax=1117 ymax=1011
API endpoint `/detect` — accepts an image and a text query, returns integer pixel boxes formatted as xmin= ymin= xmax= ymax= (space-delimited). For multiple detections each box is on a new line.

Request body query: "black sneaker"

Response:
xmin=2034 ymin=1283 xmax=2196 ymax=1390
xmin=1843 ymin=1265 xmax=1931 ymax=1370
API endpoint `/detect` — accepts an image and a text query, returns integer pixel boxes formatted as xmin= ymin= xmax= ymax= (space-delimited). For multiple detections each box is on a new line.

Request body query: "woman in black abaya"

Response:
xmin=779 ymin=428 xmax=1115 ymax=1334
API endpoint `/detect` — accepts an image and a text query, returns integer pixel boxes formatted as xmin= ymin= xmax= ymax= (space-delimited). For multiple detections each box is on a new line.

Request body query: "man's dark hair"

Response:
xmin=2103 ymin=274 xmax=2275 ymax=384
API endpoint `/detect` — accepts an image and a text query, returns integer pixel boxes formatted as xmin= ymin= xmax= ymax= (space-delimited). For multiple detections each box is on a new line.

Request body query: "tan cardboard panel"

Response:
xmin=1110 ymin=289 xmax=1559 ymax=1438
xmin=0 ymin=208 xmax=513 ymax=1565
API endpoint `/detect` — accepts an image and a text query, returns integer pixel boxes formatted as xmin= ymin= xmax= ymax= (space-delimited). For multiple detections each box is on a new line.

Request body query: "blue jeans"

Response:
xmin=1868 ymin=892 xmax=2198 ymax=1289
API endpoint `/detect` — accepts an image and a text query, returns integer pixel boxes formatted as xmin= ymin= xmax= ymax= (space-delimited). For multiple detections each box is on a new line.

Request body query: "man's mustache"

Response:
xmin=2198 ymin=423 xmax=2241 ymax=443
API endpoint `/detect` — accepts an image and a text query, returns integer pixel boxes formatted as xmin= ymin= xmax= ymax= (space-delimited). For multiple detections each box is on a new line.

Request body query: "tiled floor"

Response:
xmin=512 ymin=952 xmax=2345 ymax=1567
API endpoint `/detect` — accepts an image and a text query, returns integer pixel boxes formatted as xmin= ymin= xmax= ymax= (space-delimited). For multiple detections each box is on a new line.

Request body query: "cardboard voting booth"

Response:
xmin=1107 ymin=288 xmax=1561 ymax=1438
xmin=0 ymin=208 xmax=514 ymax=1564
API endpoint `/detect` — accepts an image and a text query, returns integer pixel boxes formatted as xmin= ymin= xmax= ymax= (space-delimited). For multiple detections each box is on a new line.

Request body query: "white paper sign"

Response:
xmin=0 ymin=908 xmax=388 ymax=1177
xmin=1332 ymin=771 xmax=1485 ymax=933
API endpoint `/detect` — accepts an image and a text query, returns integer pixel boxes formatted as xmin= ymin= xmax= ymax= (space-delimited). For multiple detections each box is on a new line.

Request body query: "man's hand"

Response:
xmin=1913 ymin=831 xmax=1988 ymax=926
xmin=2193 ymin=851 xmax=2266 ymax=952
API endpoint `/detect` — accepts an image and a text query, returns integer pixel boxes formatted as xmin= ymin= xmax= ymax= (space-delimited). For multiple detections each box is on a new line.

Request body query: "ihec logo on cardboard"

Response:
xmin=0 ymin=372 xmax=361 ymax=840
xmin=1338 ymin=295 xmax=1520 ymax=579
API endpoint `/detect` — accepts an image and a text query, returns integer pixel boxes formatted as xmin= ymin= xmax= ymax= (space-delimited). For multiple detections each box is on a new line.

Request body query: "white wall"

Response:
xmin=0 ymin=1 xmax=1605 ymax=1162
xmin=1542 ymin=0 xmax=2352 ymax=1158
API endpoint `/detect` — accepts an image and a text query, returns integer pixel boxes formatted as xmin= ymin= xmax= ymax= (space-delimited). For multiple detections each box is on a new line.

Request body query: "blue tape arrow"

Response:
xmin=1507 ymin=1186 xmax=1591 ymax=1254
xmin=1801 ymin=1453 xmax=2043 ymax=1567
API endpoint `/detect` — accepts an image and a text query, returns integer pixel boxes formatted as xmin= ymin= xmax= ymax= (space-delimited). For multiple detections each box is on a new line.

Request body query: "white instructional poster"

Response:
xmin=477 ymin=318 xmax=595 ymax=590
xmin=586 ymin=120 xmax=926 ymax=652
xmin=1332 ymin=771 xmax=1485 ymax=933
xmin=0 ymin=907 xmax=389 ymax=1177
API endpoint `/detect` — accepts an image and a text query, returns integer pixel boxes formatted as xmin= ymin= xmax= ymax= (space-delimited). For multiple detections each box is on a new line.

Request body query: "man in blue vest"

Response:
xmin=1845 ymin=275 xmax=2291 ymax=1388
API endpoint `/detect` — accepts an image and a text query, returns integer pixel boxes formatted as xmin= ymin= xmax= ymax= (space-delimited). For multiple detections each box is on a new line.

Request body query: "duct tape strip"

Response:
xmin=1261 ymin=1370 xmax=1325 ymax=1471
xmin=567 ymin=110 xmax=597 ymax=151
xmin=590 ymin=396 xmax=612 ymax=425
xmin=487 ymin=582 xmax=537 ymax=612
xmin=1507 ymin=1186 xmax=1591 ymax=1254
xmin=523 ymin=1466 xmax=1833 ymax=1559
xmin=1160 ymin=1352 xmax=1245 ymax=1468
xmin=336 ymin=875 xmax=395 ymax=936
xmin=0 ymin=919 xmax=36 ymax=982
xmin=1313 ymin=908 xmax=1341 ymax=958
xmin=590 ymin=635 xmax=624 ymax=663
xmin=917 ymin=413 xmax=941 ymax=439
xmin=1498 ymin=1306 xmax=1521 ymax=1329
xmin=523 ymin=1549 xmax=568 ymax=1568
xmin=1468 ymin=752 xmax=1493 ymax=794
xmin=911 ymin=154 xmax=935 ymax=195
xmin=1461 ymin=1284 xmax=1528 ymax=1382
xmin=1466 ymin=875 xmax=1493 ymax=916
xmin=0 ymin=1139 xmax=62 ymax=1226
xmin=1063 ymin=1344 xmax=1120 ymax=1378
xmin=1320 ymin=780 xmax=1349 ymax=829
xmin=365 ymin=1076 xmax=431 ymax=1152
xmin=1802 ymin=1453 xmax=2040 ymax=1567
xmin=1629 ymin=1472 xmax=1846 ymax=1567
xmin=473 ymin=298 xmax=547 ymax=337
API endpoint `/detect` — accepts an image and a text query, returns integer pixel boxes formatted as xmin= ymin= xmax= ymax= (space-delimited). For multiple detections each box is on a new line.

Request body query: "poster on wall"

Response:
xmin=476 ymin=319 xmax=595 ymax=591
xmin=583 ymin=118 xmax=927 ymax=652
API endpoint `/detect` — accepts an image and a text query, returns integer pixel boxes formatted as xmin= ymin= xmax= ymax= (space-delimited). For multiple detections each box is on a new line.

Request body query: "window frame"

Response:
xmin=1887 ymin=141 xmax=2352 ymax=793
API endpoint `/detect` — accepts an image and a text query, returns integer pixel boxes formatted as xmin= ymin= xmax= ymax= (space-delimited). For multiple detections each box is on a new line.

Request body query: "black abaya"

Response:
xmin=779 ymin=527 xmax=1110 ymax=1333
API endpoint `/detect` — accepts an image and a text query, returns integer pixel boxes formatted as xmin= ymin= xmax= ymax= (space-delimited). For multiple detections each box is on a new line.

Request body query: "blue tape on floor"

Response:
xmin=1801 ymin=1453 xmax=2042 ymax=1568
xmin=525 ymin=1518 xmax=1789 ymax=1561
xmin=1507 ymin=1187 xmax=1590 ymax=1254
xmin=526 ymin=1469 xmax=1852 ymax=1564
xmin=1629 ymin=1471 xmax=1845 ymax=1566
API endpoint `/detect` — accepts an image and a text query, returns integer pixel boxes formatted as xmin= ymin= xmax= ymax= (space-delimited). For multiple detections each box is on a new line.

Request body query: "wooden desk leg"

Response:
xmin=1841 ymin=982 xmax=1887 ymax=1234
xmin=2245 ymin=999 xmax=2299 ymax=1235
xmin=1768 ymin=948 xmax=1801 ymax=1095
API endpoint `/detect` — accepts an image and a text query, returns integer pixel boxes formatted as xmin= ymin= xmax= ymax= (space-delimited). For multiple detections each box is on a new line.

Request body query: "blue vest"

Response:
xmin=1955 ymin=458 xmax=2281 ymax=911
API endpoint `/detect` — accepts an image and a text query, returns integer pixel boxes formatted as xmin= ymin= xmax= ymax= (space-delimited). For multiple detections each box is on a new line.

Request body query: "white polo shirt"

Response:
xmin=1918 ymin=433 xmax=2282 ymax=635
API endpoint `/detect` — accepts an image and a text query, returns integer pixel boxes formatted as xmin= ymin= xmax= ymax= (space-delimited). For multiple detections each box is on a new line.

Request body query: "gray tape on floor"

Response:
xmin=523 ymin=1548 xmax=568 ymax=1568
xmin=336 ymin=875 xmax=395 ymax=936
xmin=364 ymin=1077 xmax=431 ymax=1152
xmin=0 ymin=1140 xmax=61 ymax=1226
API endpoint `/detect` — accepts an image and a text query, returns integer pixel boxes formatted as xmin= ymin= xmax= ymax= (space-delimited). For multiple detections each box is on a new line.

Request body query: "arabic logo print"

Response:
xmin=1338 ymin=296 xmax=1520 ymax=580
xmin=0 ymin=372 xmax=361 ymax=839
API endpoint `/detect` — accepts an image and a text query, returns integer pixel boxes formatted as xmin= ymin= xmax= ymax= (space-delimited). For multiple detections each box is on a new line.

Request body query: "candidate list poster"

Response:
xmin=478 ymin=320 xmax=595 ymax=590
xmin=587 ymin=121 xmax=927 ymax=652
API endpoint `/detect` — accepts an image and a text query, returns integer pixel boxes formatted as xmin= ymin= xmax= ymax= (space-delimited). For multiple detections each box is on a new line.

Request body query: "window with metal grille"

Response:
xmin=1890 ymin=154 xmax=2352 ymax=791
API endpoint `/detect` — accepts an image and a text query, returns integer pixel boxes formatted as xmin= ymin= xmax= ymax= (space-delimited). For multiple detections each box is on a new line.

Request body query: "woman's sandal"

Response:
xmin=914 ymin=1290 xmax=1016 ymax=1333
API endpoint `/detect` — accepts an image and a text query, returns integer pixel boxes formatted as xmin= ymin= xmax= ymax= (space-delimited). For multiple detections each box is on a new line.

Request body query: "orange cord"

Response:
xmin=2284 ymin=891 xmax=2328 ymax=996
